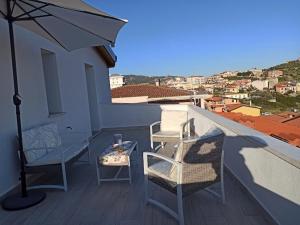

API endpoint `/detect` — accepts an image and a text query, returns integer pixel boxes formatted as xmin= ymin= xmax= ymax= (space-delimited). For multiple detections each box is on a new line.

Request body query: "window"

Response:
xmin=41 ymin=49 xmax=63 ymax=115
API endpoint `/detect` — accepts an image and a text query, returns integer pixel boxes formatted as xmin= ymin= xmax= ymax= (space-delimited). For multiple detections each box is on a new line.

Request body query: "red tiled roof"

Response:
xmin=217 ymin=112 xmax=300 ymax=148
xmin=205 ymin=96 xmax=223 ymax=102
xmin=111 ymin=84 xmax=192 ymax=98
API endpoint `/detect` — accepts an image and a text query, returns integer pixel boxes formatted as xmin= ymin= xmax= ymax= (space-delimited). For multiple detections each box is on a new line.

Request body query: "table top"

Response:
xmin=98 ymin=141 xmax=137 ymax=166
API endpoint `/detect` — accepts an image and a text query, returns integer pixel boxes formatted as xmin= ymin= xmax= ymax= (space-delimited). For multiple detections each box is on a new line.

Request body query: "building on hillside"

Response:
xmin=186 ymin=76 xmax=206 ymax=85
xmin=275 ymin=83 xmax=297 ymax=94
xmin=268 ymin=70 xmax=284 ymax=78
xmin=223 ymin=93 xmax=249 ymax=99
xmin=219 ymin=71 xmax=238 ymax=78
xmin=249 ymin=68 xmax=263 ymax=77
xmin=233 ymin=79 xmax=252 ymax=89
xmin=251 ymin=80 xmax=269 ymax=91
xmin=111 ymin=84 xmax=211 ymax=106
xmin=110 ymin=74 xmax=125 ymax=89
xmin=297 ymin=83 xmax=300 ymax=93
xmin=225 ymin=84 xmax=239 ymax=93
xmin=225 ymin=104 xmax=261 ymax=117
xmin=267 ymin=78 xmax=279 ymax=89
xmin=204 ymin=96 xmax=240 ymax=112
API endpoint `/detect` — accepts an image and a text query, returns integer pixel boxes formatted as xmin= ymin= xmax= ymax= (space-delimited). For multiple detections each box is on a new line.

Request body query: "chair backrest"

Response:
xmin=160 ymin=110 xmax=188 ymax=132
xmin=171 ymin=132 xmax=225 ymax=196
xmin=22 ymin=123 xmax=61 ymax=163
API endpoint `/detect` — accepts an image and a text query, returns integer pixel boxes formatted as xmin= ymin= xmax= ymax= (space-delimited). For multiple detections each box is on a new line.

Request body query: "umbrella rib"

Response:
xmin=16 ymin=14 xmax=51 ymax=21
xmin=0 ymin=10 xmax=5 ymax=17
xmin=26 ymin=0 xmax=127 ymax=22
xmin=19 ymin=0 xmax=114 ymax=44
xmin=15 ymin=1 xmax=68 ymax=50
xmin=14 ymin=3 xmax=49 ymax=20
xmin=11 ymin=0 xmax=17 ymax=15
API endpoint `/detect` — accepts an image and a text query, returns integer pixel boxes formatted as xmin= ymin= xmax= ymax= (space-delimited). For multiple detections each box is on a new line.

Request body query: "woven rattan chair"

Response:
xmin=143 ymin=132 xmax=225 ymax=225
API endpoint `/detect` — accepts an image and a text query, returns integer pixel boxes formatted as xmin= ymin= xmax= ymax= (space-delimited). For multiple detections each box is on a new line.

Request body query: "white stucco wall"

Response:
xmin=0 ymin=20 xmax=111 ymax=196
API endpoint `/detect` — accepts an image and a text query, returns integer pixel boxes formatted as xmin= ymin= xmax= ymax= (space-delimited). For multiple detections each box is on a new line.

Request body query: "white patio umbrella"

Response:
xmin=0 ymin=0 xmax=127 ymax=210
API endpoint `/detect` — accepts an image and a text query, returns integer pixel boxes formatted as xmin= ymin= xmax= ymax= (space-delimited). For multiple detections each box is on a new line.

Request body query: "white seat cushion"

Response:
xmin=152 ymin=131 xmax=180 ymax=138
xmin=160 ymin=110 xmax=188 ymax=132
xmin=148 ymin=161 xmax=176 ymax=182
xmin=26 ymin=142 xmax=88 ymax=166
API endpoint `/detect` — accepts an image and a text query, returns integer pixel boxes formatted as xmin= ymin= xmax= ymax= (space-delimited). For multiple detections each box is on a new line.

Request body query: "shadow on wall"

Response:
xmin=222 ymin=135 xmax=299 ymax=225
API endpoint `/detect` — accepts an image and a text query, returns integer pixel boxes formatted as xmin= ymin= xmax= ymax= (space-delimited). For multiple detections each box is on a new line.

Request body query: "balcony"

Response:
xmin=1 ymin=104 xmax=299 ymax=225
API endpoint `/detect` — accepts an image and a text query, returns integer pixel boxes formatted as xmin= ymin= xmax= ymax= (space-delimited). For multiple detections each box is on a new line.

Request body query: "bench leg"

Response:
xmin=61 ymin=162 xmax=68 ymax=192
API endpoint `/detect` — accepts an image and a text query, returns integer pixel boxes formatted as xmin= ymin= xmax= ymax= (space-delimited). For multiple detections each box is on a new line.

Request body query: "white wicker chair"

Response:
xmin=150 ymin=110 xmax=192 ymax=150
xmin=144 ymin=131 xmax=225 ymax=225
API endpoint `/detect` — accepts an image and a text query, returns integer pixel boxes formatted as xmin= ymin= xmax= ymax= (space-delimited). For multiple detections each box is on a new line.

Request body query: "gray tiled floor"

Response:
xmin=0 ymin=127 xmax=275 ymax=225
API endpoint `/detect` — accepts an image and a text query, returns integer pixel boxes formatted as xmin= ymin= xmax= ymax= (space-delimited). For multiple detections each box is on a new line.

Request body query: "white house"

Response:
xmin=0 ymin=19 xmax=116 ymax=197
xmin=109 ymin=74 xmax=125 ymax=89
xmin=251 ymin=80 xmax=269 ymax=91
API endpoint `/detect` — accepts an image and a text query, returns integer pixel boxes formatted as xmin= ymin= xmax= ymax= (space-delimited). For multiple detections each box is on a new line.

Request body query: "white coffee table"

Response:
xmin=95 ymin=141 xmax=138 ymax=185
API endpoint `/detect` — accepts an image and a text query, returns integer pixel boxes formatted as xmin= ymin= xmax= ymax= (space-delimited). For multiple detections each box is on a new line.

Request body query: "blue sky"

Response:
xmin=87 ymin=0 xmax=300 ymax=76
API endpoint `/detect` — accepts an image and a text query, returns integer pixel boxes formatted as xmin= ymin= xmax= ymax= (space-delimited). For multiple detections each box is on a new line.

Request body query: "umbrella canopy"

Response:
xmin=0 ymin=0 xmax=127 ymax=50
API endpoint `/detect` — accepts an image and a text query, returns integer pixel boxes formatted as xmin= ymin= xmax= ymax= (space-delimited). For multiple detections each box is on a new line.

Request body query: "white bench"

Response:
xmin=22 ymin=123 xmax=91 ymax=191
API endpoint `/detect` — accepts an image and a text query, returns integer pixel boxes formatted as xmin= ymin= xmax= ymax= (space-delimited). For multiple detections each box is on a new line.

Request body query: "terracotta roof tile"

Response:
xmin=111 ymin=84 xmax=192 ymax=98
xmin=217 ymin=112 xmax=300 ymax=148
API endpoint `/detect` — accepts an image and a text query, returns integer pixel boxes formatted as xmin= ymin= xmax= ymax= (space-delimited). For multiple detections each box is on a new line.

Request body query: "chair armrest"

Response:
xmin=150 ymin=121 xmax=161 ymax=135
xmin=143 ymin=152 xmax=182 ymax=183
xmin=179 ymin=118 xmax=193 ymax=138
xmin=150 ymin=121 xmax=161 ymax=127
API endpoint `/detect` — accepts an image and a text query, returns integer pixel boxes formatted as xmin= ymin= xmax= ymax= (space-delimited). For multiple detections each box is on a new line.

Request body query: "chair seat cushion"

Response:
xmin=26 ymin=142 xmax=88 ymax=166
xmin=152 ymin=131 xmax=180 ymax=138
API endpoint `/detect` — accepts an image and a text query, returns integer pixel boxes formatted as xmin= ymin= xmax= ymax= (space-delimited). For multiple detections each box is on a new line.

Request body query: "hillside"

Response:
xmin=124 ymin=75 xmax=178 ymax=85
xmin=267 ymin=59 xmax=300 ymax=81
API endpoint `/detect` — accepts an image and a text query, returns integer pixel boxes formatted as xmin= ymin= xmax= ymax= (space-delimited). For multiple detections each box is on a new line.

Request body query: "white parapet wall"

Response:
xmin=100 ymin=103 xmax=188 ymax=128
xmin=188 ymin=106 xmax=300 ymax=225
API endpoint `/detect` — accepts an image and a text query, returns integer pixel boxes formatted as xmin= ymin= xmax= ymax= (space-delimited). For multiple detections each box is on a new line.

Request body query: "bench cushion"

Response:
xmin=26 ymin=141 xmax=88 ymax=166
xmin=22 ymin=123 xmax=61 ymax=163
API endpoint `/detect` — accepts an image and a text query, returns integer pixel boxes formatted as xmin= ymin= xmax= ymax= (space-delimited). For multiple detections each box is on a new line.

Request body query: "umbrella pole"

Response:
xmin=1 ymin=0 xmax=46 ymax=211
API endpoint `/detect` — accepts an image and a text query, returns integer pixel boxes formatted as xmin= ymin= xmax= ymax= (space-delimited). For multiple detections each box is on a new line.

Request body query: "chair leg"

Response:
xmin=61 ymin=162 xmax=68 ymax=192
xmin=221 ymin=151 xmax=225 ymax=204
xmin=144 ymin=174 xmax=149 ymax=205
xmin=177 ymin=185 xmax=184 ymax=225
xmin=87 ymin=146 xmax=91 ymax=164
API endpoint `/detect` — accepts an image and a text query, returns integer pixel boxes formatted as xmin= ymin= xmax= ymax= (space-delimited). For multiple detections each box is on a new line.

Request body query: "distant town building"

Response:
xmin=110 ymin=74 xmax=125 ymax=89
xmin=267 ymin=78 xmax=279 ymax=89
xmin=223 ymin=93 xmax=249 ymax=99
xmin=275 ymin=82 xmax=297 ymax=94
xmin=268 ymin=70 xmax=284 ymax=78
xmin=249 ymin=68 xmax=263 ymax=77
xmin=186 ymin=76 xmax=206 ymax=85
xmin=224 ymin=104 xmax=261 ymax=117
xmin=251 ymin=80 xmax=269 ymax=91
xmin=233 ymin=79 xmax=252 ymax=89
xmin=219 ymin=71 xmax=238 ymax=78
xmin=225 ymin=84 xmax=239 ymax=93
xmin=204 ymin=96 xmax=240 ymax=113
xmin=296 ymin=83 xmax=300 ymax=93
